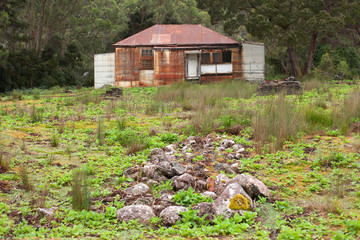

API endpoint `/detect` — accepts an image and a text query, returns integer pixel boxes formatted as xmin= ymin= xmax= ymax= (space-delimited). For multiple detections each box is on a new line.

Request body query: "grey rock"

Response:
xmin=132 ymin=196 xmax=154 ymax=206
xmin=172 ymin=173 xmax=195 ymax=190
xmin=143 ymin=164 xmax=158 ymax=177
xmin=158 ymin=161 xmax=173 ymax=177
xmin=216 ymin=147 xmax=226 ymax=152
xmin=158 ymin=193 xmax=173 ymax=203
xmin=171 ymin=161 xmax=186 ymax=176
xmin=214 ymin=174 xmax=230 ymax=195
xmin=214 ymin=163 xmax=236 ymax=175
xmin=228 ymin=174 xmax=271 ymax=199
xmin=152 ymin=204 xmax=166 ymax=216
xmin=164 ymin=144 xmax=177 ymax=153
xmin=235 ymin=153 xmax=243 ymax=160
xmin=196 ymin=180 xmax=207 ymax=190
xmin=227 ymin=154 xmax=235 ymax=160
xmin=232 ymin=144 xmax=243 ymax=152
xmin=149 ymin=148 xmax=166 ymax=162
xmin=160 ymin=206 xmax=188 ymax=226
xmin=192 ymin=202 xmax=215 ymax=221
xmin=237 ymin=148 xmax=246 ymax=153
xmin=116 ymin=205 xmax=155 ymax=224
xmin=37 ymin=207 xmax=58 ymax=221
xmin=125 ymin=183 xmax=150 ymax=197
xmin=220 ymin=139 xmax=235 ymax=149
xmin=202 ymin=191 xmax=217 ymax=200
xmin=231 ymin=163 xmax=239 ymax=169
xmin=213 ymin=182 xmax=253 ymax=219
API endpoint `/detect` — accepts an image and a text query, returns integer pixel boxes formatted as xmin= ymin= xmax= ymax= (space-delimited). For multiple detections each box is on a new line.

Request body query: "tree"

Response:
xmin=199 ymin=0 xmax=347 ymax=78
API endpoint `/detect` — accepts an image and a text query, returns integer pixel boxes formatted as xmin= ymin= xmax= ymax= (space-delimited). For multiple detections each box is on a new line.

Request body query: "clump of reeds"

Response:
xmin=19 ymin=164 xmax=33 ymax=191
xmin=72 ymin=169 xmax=89 ymax=211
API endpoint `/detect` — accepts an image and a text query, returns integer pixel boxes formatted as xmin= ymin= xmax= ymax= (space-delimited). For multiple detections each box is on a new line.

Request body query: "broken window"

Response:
xmin=222 ymin=51 xmax=232 ymax=63
xmin=201 ymin=53 xmax=211 ymax=64
xmin=141 ymin=49 xmax=153 ymax=69
xmin=212 ymin=52 xmax=221 ymax=63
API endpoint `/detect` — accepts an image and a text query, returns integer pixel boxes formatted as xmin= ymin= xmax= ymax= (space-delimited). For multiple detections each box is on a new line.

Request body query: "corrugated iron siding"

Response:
xmin=115 ymin=47 xmax=140 ymax=87
xmin=154 ymin=50 xmax=185 ymax=85
xmin=115 ymin=46 xmax=245 ymax=87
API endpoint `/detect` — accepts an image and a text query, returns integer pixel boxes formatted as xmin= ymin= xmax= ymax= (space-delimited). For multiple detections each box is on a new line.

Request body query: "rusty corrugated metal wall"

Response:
xmin=114 ymin=46 xmax=247 ymax=87
xmin=154 ymin=49 xmax=185 ymax=85
xmin=115 ymin=48 xmax=140 ymax=87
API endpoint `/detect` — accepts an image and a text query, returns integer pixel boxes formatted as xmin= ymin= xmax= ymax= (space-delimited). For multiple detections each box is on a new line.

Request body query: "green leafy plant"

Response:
xmin=172 ymin=187 xmax=213 ymax=206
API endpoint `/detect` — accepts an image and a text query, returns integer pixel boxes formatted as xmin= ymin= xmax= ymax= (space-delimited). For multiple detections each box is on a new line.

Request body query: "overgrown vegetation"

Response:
xmin=0 ymin=80 xmax=360 ymax=239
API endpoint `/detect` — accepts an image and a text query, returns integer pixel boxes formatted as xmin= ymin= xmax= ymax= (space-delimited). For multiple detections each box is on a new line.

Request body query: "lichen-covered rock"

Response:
xmin=213 ymin=182 xmax=253 ymax=219
xmin=172 ymin=173 xmax=195 ymax=190
xmin=132 ymin=196 xmax=154 ymax=206
xmin=160 ymin=206 xmax=188 ymax=226
xmin=196 ymin=180 xmax=207 ymax=191
xmin=116 ymin=205 xmax=155 ymax=224
xmin=232 ymin=144 xmax=242 ymax=152
xmin=229 ymin=194 xmax=251 ymax=210
xmin=125 ymin=183 xmax=150 ymax=197
xmin=229 ymin=174 xmax=271 ymax=199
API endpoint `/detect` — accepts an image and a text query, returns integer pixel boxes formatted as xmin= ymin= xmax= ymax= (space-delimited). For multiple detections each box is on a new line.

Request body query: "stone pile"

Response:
xmin=115 ymin=135 xmax=271 ymax=226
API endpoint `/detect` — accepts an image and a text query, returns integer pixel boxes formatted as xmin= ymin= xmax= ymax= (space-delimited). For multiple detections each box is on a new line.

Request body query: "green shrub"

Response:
xmin=19 ymin=164 xmax=33 ymax=191
xmin=50 ymin=133 xmax=60 ymax=147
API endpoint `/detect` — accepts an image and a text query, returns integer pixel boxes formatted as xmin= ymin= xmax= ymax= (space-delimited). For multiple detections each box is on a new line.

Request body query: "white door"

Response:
xmin=186 ymin=54 xmax=199 ymax=79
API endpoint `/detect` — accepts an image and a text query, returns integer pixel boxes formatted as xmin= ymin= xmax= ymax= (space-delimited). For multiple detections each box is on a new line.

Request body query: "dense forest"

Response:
xmin=1 ymin=0 xmax=359 ymax=92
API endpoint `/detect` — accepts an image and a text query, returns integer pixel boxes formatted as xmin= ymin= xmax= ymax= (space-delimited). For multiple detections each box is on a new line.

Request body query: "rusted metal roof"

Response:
xmin=113 ymin=24 xmax=240 ymax=47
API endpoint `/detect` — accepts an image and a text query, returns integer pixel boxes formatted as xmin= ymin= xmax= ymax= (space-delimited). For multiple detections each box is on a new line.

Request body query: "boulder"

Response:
xmin=160 ymin=206 xmax=188 ymax=226
xmin=149 ymin=148 xmax=167 ymax=162
xmin=213 ymin=182 xmax=253 ymax=219
xmin=125 ymin=183 xmax=149 ymax=197
xmin=116 ymin=205 xmax=155 ymax=224
xmin=170 ymin=161 xmax=186 ymax=176
xmin=228 ymin=174 xmax=271 ymax=199
xmin=202 ymin=191 xmax=217 ymax=200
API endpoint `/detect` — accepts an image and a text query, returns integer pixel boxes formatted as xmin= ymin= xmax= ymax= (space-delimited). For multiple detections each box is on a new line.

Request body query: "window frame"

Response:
xmin=140 ymin=48 xmax=154 ymax=70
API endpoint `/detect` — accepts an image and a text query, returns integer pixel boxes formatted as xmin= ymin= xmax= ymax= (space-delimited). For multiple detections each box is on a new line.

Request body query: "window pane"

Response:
xmin=201 ymin=53 xmax=210 ymax=64
xmin=222 ymin=51 xmax=232 ymax=63
xmin=141 ymin=59 xmax=153 ymax=69
xmin=212 ymin=52 xmax=221 ymax=63
xmin=141 ymin=49 xmax=153 ymax=57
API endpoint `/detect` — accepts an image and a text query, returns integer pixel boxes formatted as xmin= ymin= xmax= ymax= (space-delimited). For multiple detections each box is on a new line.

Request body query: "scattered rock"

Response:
xmin=214 ymin=163 xmax=236 ymax=174
xmin=37 ymin=207 xmax=58 ymax=222
xmin=202 ymin=191 xmax=217 ymax=200
xmin=228 ymin=174 xmax=271 ymax=199
xmin=220 ymin=139 xmax=235 ymax=148
xmin=160 ymin=206 xmax=188 ymax=226
xmin=214 ymin=174 xmax=230 ymax=195
xmin=125 ymin=183 xmax=150 ymax=197
xmin=116 ymin=205 xmax=155 ymax=224
xmin=170 ymin=161 xmax=186 ymax=176
xmin=192 ymin=202 xmax=215 ymax=221
xmin=172 ymin=173 xmax=195 ymax=190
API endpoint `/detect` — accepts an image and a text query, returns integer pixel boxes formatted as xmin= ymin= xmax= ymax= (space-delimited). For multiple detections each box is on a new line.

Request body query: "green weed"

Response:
xmin=72 ymin=169 xmax=89 ymax=211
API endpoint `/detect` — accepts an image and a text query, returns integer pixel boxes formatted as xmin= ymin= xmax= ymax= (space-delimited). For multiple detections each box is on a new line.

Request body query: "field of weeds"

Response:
xmin=0 ymin=80 xmax=360 ymax=239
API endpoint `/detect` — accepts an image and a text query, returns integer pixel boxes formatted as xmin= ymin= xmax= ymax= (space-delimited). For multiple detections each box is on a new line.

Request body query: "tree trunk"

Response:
xmin=287 ymin=46 xmax=301 ymax=78
xmin=303 ymin=31 xmax=318 ymax=75
xmin=36 ymin=0 xmax=47 ymax=57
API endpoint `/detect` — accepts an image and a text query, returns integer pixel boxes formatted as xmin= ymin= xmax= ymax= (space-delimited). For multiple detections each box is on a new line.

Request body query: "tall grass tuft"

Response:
xmin=50 ymin=133 xmax=60 ymax=147
xmin=72 ymin=169 xmax=89 ymax=211
xmin=253 ymin=95 xmax=301 ymax=151
xmin=0 ymin=153 xmax=10 ymax=173
xmin=29 ymin=105 xmax=43 ymax=123
xmin=19 ymin=164 xmax=33 ymax=191
xmin=96 ymin=118 xmax=104 ymax=146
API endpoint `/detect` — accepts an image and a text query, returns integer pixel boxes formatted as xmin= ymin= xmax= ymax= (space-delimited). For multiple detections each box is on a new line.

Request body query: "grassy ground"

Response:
xmin=0 ymin=80 xmax=360 ymax=239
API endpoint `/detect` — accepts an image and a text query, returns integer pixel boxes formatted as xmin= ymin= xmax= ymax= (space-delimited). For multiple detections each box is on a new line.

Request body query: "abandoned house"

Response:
xmin=94 ymin=24 xmax=264 ymax=89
